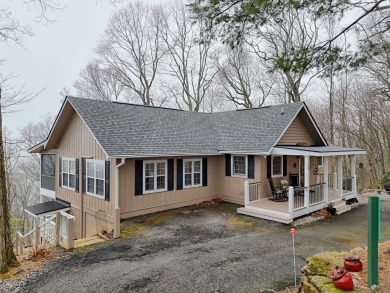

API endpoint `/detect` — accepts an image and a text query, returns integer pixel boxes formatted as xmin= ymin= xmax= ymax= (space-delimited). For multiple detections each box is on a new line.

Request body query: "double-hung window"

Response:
xmin=184 ymin=159 xmax=202 ymax=188
xmin=86 ymin=160 xmax=105 ymax=198
xmin=62 ymin=158 xmax=76 ymax=190
xmin=232 ymin=155 xmax=247 ymax=177
xmin=143 ymin=160 xmax=167 ymax=193
xmin=272 ymin=156 xmax=283 ymax=177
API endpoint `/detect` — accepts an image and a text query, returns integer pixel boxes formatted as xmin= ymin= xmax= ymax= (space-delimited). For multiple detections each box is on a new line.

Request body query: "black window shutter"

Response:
xmin=75 ymin=159 xmax=79 ymax=192
xmin=59 ymin=157 xmax=62 ymax=187
xmin=267 ymin=156 xmax=272 ymax=179
xmin=283 ymin=156 xmax=287 ymax=176
xmin=177 ymin=159 xmax=183 ymax=190
xmin=167 ymin=159 xmax=174 ymax=191
xmin=135 ymin=160 xmax=143 ymax=195
xmin=225 ymin=154 xmax=231 ymax=176
xmin=105 ymin=161 xmax=110 ymax=201
xmin=248 ymin=155 xmax=255 ymax=179
xmin=82 ymin=158 xmax=86 ymax=193
xmin=202 ymin=158 xmax=208 ymax=186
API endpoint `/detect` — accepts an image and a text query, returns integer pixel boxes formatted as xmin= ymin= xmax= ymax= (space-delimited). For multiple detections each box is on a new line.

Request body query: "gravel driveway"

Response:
xmin=6 ymin=195 xmax=390 ymax=293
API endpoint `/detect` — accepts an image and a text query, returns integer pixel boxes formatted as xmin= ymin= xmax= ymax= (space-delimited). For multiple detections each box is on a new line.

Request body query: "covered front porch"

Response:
xmin=238 ymin=145 xmax=366 ymax=223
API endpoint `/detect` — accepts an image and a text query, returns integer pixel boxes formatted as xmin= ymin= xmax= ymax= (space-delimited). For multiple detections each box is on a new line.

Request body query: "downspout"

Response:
xmin=114 ymin=158 xmax=125 ymax=238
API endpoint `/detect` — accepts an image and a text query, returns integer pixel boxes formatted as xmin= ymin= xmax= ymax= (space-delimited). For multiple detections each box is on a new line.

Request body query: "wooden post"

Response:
xmin=67 ymin=216 xmax=75 ymax=249
xmin=368 ymin=196 xmax=380 ymax=286
xmin=304 ymin=156 xmax=310 ymax=208
xmin=244 ymin=181 xmax=249 ymax=205
xmin=333 ymin=172 xmax=337 ymax=190
xmin=323 ymin=157 xmax=329 ymax=203
xmin=288 ymin=186 xmax=294 ymax=216
xmin=351 ymin=155 xmax=356 ymax=196
xmin=34 ymin=225 xmax=40 ymax=250
xmin=337 ymin=157 xmax=343 ymax=198
xmin=55 ymin=212 xmax=61 ymax=246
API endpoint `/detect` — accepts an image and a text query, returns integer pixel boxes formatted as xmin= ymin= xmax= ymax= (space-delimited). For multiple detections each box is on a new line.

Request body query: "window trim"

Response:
xmin=317 ymin=156 xmax=323 ymax=168
xmin=85 ymin=159 xmax=105 ymax=199
xmin=61 ymin=157 xmax=76 ymax=191
xmin=143 ymin=160 xmax=168 ymax=194
xmin=183 ymin=159 xmax=202 ymax=189
xmin=272 ymin=155 xmax=283 ymax=177
xmin=231 ymin=155 xmax=248 ymax=178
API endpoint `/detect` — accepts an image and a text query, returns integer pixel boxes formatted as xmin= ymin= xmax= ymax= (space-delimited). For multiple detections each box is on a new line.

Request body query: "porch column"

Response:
xmin=351 ymin=155 xmax=356 ymax=197
xmin=323 ymin=157 xmax=329 ymax=203
xmin=304 ymin=155 xmax=310 ymax=207
xmin=337 ymin=156 xmax=343 ymax=198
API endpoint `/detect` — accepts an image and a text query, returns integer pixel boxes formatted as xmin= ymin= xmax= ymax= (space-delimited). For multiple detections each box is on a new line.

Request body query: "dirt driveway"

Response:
xmin=16 ymin=197 xmax=390 ymax=292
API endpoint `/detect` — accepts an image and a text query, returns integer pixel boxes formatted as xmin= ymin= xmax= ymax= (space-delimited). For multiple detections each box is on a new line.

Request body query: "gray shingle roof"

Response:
xmin=67 ymin=97 xmax=305 ymax=157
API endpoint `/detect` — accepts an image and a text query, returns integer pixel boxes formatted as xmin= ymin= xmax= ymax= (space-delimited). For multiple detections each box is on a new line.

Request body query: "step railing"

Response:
xmin=15 ymin=211 xmax=75 ymax=255
xmin=244 ymin=181 xmax=262 ymax=204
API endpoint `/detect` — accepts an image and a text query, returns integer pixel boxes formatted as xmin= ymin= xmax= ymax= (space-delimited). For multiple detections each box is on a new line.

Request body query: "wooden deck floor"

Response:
xmin=67 ymin=235 xmax=105 ymax=249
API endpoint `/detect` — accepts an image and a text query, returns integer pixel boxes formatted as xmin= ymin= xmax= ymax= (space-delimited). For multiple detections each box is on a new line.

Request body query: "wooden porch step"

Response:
xmin=237 ymin=207 xmax=293 ymax=224
xmin=73 ymin=235 xmax=105 ymax=248
xmin=335 ymin=204 xmax=351 ymax=215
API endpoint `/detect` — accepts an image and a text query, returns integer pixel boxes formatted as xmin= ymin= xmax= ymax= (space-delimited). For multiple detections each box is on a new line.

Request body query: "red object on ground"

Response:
xmin=344 ymin=256 xmax=363 ymax=272
xmin=290 ymin=228 xmax=296 ymax=235
xmin=329 ymin=267 xmax=354 ymax=291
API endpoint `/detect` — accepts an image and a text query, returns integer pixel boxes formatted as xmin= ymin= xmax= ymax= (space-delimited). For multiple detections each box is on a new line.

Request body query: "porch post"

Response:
xmin=244 ymin=181 xmax=249 ymax=205
xmin=351 ymin=155 xmax=356 ymax=196
xmin=324 ymin=157 xmax=329 ymax=203
xmin=304 ymin=155 xmax=310 ymax=208
xmin=337 ymin=156 xmax=343 ymax=198
xmin=55 ymin=212 xmax=61 ymax=246
xmin=288 ymin=186 xmax=294 ymax=216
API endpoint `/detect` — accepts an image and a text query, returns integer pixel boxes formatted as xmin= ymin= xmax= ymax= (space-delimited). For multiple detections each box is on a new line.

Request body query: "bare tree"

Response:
xmin=160 ymin=0 xmax=217 ymax=111
xmin=96 ymin=1 xmax=166 ymax=106
xmin=247 ymin=8 xmax=322 ymax=102
xmin=73 ymin=60 xmax=126 ymax=102
xmin=215 ymin=45 xmax=273 ymax=109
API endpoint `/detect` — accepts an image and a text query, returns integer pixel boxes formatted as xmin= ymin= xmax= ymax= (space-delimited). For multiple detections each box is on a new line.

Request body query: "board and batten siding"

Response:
xmin=55 ymin=112 xmax=115 ymax=238
xmin=119 ymin=156 xmax=219 ymax=218
xmin=277 ymin=113 xmax=317 ymax=146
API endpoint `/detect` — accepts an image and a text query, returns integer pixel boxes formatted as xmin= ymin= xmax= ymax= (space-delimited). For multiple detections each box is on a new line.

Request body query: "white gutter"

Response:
xmin=115 ymin=158 xmax=126 ymax=209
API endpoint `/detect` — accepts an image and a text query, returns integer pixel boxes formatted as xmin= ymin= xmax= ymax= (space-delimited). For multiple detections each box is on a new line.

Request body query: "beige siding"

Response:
xmin=119 ymin=157 xmax=219 ymax=218
xmin=55 ymin=112 xmax=114 ymax=238
xmin=278 ymin=113 xmax=317 ymax=146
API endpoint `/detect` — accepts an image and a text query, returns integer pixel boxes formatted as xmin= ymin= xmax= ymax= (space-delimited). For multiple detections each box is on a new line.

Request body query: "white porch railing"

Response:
xmin=244 ymin=181 xmax=261 ymax=204
xmin=15 ymin=211 xmax=75 ymax=255
xmin=309 ymin=183 xmax=325 ymax=205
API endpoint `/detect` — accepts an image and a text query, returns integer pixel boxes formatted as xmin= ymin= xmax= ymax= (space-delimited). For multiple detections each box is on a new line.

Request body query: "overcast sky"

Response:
xmin=2 ymin=1 xmax=127 ymax=132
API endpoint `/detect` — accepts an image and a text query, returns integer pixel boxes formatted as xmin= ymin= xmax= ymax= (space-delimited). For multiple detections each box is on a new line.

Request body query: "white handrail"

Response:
xmin=20 ymin=214 xmax=57 ymax=239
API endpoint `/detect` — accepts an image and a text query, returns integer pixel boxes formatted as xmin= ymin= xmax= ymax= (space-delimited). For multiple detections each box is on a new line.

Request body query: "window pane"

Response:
xmin=157 ymin=162 xmax=165 ymax=176
xmin=96 ymin=162 xmax=104 ymax=179
xmin=184 ymin=161 xmax=192 ymax=173
xmin=194 ymin=173 xmax=201 ymax=185
xmin=193 ymin=161 xmax=201 ymax=173
xmin=184 ymin=174 xmax=192 ymax=186
xmin=87 ymin=162 xmax=94 ymax=177
xmin=273 ymin=157 xmax=282 ymax=175
xmin=69 ymin=174 xmax=75 ymax=188
xmin=145 ymin=177 xmax=154 ymax=191
xmin=87 ymin=178 xmax=94 ymax=193
xmin=96 ymin=179 xmax=104 ymax=196
xmin=63 ymin=160 xmax=69 ymax=173
xmin=233 ymin=156 xmax=246 ymax=175
xmin=69 ymin=160 xmax=75 ymax=174
xmin=63 ymin=173 xmax=68 ymax=186
xmin=157 ymin=176 xmax=165 ymax=189
xmin=145 ymin=163 xmax=154 ymax=177
xmin=42 ymin=155 xmax=55 ymax=177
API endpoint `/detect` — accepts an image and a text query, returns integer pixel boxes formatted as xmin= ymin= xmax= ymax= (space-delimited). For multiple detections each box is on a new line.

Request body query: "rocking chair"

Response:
xmin=268 ymin=178 xmax=288 ymax=202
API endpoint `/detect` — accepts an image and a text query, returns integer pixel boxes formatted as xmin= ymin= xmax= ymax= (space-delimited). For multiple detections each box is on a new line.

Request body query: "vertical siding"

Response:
xmin=119 ymin=156 xmax=218 ymax=218
xmin=278 ymin=113 xmax=317 ymax=146
xmin=55 ymin=112 xmax=114 ymax=238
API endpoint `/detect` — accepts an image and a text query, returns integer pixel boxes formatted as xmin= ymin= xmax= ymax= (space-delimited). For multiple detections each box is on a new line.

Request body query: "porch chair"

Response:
xmin=268 ymin=178 xmax=288 ymax=202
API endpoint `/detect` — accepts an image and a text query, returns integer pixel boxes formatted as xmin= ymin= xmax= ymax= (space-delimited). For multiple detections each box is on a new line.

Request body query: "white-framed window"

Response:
xmin=62 ymin=158 xmax=76 ymax=190
xmin=232 ymin=155 xmax=247 ymax=177
xmin=86 ymin=160 xmax=105 ymax=198
xmin=143 ymin=160 xmax=167 ymax=194
xmin=317 ymin=156 xmax=323 ymax=167
xmin=272 ymin=155 xmax=283 ymax=177
xmin=184 ymin=159 xmax=202 ymax=188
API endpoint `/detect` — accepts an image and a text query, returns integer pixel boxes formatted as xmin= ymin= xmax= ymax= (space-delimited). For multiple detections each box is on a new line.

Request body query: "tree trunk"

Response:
xmin=0 ymin=88 xmax=18 ymax=273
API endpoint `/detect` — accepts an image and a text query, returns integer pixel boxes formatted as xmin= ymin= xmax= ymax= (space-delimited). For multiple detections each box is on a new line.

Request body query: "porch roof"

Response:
xmin=25 ymin=200 xmax=70 ymax=218
xmin=272 ymin=145 xmax=366 ymax=156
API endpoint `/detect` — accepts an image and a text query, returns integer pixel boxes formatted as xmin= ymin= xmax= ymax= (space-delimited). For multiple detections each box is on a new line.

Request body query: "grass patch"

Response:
xmin=228 ymin=215 xmax=256 ymax=228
